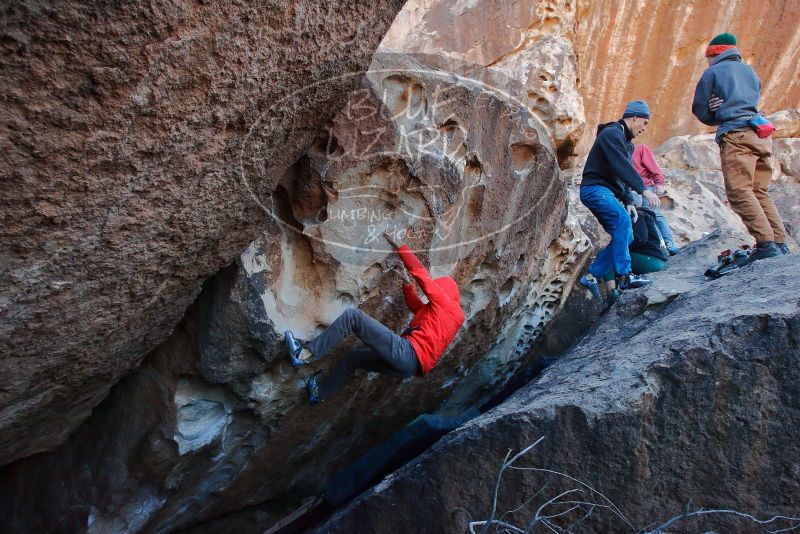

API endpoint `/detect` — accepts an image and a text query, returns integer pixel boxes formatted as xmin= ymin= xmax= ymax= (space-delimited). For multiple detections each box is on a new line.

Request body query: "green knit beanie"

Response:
xmin=709 ymin=33 xmax=736 ymax=46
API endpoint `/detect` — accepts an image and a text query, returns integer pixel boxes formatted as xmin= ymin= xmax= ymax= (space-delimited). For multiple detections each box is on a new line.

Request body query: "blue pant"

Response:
xmin=643 ymin=186 xmax=675 ymax=245
xmin=580 ymin=185 xmax=633 ymax=278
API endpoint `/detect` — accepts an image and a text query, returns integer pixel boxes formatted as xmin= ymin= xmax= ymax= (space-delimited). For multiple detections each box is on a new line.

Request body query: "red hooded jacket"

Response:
xmin=397 ymin=245 xmax=464 ymax=374
xmin=632 ymin=144 xmax=665 ymax=188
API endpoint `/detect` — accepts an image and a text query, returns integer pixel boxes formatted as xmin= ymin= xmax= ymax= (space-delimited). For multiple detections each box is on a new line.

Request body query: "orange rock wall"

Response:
xmin=383 ymin=0 xmax=800 ymax=151
xmin=575 ymin=0 xmax=800 ymax=151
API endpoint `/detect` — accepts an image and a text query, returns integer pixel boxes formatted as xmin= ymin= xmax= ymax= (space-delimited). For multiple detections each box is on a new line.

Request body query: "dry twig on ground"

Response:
xmin=469 ymin=437 xmax=800 ymax=534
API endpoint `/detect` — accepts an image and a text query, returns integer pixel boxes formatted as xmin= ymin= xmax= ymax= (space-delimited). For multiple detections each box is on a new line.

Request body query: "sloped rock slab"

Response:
xmin=318 ymin=233 xmax=800 ymax=533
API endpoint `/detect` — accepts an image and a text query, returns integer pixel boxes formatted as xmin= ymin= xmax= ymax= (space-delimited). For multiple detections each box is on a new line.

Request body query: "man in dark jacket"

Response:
xmin=578 ymin=100 xmax=662 ymax=307
xmin=692 ymin=32 xmax=789 ymax=262
xmin=284 ymin=231 xmax=464 ymax=403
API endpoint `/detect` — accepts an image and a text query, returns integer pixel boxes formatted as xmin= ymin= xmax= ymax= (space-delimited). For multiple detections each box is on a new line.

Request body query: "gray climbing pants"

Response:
xmin=309 ymin=308 xmax=420 ymax=401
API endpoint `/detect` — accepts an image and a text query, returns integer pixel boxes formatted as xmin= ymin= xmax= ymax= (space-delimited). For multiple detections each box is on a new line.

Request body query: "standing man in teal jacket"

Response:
xmin=692 ymin=32 xmax=789 ymax=262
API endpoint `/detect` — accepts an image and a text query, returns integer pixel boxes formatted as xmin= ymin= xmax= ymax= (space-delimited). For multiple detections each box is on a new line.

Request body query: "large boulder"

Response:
xmin=318 ymin=232 xmax=800 ymax=533
xmin=0 ymin=0 xmax=405 ymax=465
xmin=0 ymin=54 xmax=585 ymax=533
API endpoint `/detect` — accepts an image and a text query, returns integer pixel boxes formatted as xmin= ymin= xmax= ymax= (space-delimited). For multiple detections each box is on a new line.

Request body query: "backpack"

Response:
xmin=631 ymin=208 xmax=668 ymax=260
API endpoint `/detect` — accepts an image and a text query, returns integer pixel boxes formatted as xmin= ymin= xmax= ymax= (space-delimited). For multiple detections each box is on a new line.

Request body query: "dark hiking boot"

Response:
xmin=306 ymin=372 xmax=322 ymax=405
xmin=617 ymin=273 xmax=652 ymax=290
xmin=285 ymin=330 xmax=309 ymax=367
xmin=579 ymin=275 xmax=602 ymax=300
xmin=777 ymin=242 xmax=791 ymax=255
xmin=746 ymin=241 xmax=782 ymax=264
xmin=600 ymin=289 xmax=621 ymax=316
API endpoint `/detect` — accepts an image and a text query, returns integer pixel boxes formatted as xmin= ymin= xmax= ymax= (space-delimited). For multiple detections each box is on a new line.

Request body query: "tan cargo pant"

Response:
xmin=720 ymin=129 xmax=786 ymax=243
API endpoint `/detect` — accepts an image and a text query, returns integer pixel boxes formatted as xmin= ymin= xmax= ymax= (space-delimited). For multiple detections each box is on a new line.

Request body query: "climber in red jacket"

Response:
xmin=285 ymin=230 xmax=464 ymax=404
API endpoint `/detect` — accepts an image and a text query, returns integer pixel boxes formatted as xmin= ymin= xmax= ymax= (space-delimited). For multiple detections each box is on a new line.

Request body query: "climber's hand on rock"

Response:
xmin=626 ymin=205 xmax=639 ymax=223
xmin=654 ymin=185 xmax=667 ymax=196
xmin=383 ymin=229 xmax=402 ymax=249
xmin=643 ymin=189 xmax=661 ymax=209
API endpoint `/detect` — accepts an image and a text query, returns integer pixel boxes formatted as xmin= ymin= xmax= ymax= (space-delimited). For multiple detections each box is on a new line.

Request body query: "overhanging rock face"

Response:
xmin=0 ymin=0 xmax=405 ymax=465
xmin=319 ymin=234 xmax=800 ymax=533
xmin=0 ymin=54 xmax=584 ymax=533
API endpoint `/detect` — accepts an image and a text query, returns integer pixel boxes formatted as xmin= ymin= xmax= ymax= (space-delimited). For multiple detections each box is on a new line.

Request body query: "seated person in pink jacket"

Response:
xmin=632 ymin=144 xmax=680 ymax=255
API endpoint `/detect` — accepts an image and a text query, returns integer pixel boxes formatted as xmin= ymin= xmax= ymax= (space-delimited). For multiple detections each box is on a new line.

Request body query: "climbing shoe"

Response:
xmin=306 ymin=372 xmax=323 ymax=405
xmin=285 ymin=330 xmax=309 ymax=367
xmin=746 ymin=241 xmax=782 ymax=264
xmin=600 ymin=288 xmax=621 ymax=316
xmin=777 ymin=242 xmax=791 ymax=255
xmin=617 ymin=273 xmax=652 ymax=290
xmin=666 ymin=243 xmax=681 ymax=256
xmin=579 ymin=275 xmax=602 ymax=300
xmin=704 ymin=248 xmax=751 ymax=279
